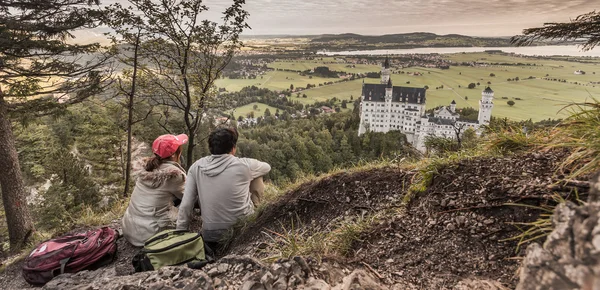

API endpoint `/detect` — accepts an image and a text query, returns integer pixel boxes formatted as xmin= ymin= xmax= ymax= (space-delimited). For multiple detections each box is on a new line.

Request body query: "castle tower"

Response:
xmin=385 ymin=78 xmax=393 ymax=99
xmin=450 ymin=100 xmax=456 ymax=113
xmin=478 ymin=87 xmax=494 ymax=125
xmin=358 ymin=80 xmax=366 ymax=135
xmin=384 ymin=78 xmax=393 ymax=131
xmin=381 ymin=56 xmax=391 ymax=84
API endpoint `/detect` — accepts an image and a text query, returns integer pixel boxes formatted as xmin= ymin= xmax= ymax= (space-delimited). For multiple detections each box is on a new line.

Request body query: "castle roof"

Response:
xmin=484 ymin=87 xmax=494 ymax=93
xmin=451 ymin=100 xmax=456 ymax=104
xmin=383 ymin=56 xmax=390 ymax=69
xmin=362 ymin=83 xmax=426 ymax=104
xmin=457 ymin=119 xmax=479 ymax=124
xmin=434 ymin=106 xmax=459 ymax=117
xmin=387 ymin=78 xmax=393 ymax=88
xmin=428 ymin=116 xmax=455 ymax=126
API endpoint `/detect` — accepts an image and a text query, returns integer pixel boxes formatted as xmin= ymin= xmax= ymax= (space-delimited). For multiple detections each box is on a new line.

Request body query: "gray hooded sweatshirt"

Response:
xmin=176 ymin=154 xmax=271 ymax=242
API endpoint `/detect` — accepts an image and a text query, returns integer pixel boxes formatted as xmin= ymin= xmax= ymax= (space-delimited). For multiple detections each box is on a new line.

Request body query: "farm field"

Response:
xmin=233 ymin=102 xmax=280 ymax=118
xmin=216 ymin=70 xmax=335 ymax=92
xmin=267 ymin=58 xmax=381 ymax=74
xmin=226 ymin=53 xmax=600 ymax=121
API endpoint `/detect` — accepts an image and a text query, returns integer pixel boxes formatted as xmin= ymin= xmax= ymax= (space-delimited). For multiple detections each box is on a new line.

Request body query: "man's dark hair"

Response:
xmin=209 ymin=127 xmax=238 ymax=155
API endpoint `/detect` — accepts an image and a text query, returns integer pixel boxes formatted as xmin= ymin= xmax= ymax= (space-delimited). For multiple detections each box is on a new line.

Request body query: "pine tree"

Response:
xmin=0 ymin=0 xmax=111 ymax=250
xmin=512 ymin=11 xmax=600 ymax=51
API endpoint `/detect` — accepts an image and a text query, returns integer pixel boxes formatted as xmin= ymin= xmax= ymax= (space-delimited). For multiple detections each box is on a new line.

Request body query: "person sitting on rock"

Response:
xmin=176 ymin=127 xmax=271 ymax=250
xmin=122 ymin=134 xmax=188 ymax=246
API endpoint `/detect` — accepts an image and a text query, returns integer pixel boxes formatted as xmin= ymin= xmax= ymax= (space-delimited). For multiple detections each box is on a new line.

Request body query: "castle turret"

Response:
xmin=450 ymin=100 xmax=456 ymax=113
xmin=381 ymin=56 xmax=391 ymax=84
xmin=478 ymin=87 xmax=494 ymax=125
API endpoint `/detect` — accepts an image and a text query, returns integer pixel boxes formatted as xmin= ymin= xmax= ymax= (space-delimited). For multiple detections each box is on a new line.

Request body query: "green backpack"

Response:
xmin=132 ymin=230 xmax=213 ymax=272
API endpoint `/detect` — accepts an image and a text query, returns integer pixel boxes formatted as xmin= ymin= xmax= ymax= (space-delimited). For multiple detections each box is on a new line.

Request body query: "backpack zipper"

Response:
xmin=144 ymin=230 xmax=191 ymax=245
xmin=142 ymin=233 xmax=202 ymax=254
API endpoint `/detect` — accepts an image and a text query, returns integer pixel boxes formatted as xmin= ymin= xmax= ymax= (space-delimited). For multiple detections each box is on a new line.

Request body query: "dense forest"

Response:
xmin=4 ymin=92 xmax=416 ymax=239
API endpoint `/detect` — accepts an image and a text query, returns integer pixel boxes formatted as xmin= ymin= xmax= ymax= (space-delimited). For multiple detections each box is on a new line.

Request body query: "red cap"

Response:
xmin=152 ymin=134 xmax=189 ymax=159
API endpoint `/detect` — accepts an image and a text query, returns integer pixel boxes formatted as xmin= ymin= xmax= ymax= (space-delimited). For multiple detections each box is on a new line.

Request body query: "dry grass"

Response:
xmin=258 ymin=213 xmax=380 ymax=263
xmin=501 ymin=192 xmax=583 ymax=253
xmin=483 ymin=126 xmax=550 ymax=155
xmin=546 ymin=100 xmax=600 ymax=179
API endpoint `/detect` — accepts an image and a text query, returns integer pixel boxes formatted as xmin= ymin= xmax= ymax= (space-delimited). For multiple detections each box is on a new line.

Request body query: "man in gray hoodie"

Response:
xmin=176 ymin=127 xmax=271 ymax=248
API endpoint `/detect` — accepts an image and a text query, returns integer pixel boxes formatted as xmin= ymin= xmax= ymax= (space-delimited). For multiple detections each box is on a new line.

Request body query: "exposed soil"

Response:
xmin=226 ymin=150 xmax=588 ymax=289
xmin=226 ymin=167 xmax=414 ymax=256
xmin=351 ymin=150 xmax=586 ymax=289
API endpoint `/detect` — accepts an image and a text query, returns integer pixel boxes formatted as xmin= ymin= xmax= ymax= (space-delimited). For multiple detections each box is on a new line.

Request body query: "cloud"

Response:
xmin=108 ymin=0 xmax=595 ymax=36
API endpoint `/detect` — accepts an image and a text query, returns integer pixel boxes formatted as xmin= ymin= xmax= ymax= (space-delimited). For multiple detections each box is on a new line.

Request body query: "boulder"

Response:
xmin=42 ymin=255 xmax=387 ymax=290
xmin=517 ymin=173 xmax=600 ymax=290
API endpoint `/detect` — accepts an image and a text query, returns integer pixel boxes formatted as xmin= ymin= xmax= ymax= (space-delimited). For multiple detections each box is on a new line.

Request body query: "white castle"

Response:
xmin=358 ymin=57 xmax=494 ymax=152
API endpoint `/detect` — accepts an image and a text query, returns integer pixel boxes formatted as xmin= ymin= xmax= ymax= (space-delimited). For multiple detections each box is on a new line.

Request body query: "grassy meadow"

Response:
xmin=233 ymin=102 xmax=280 ymax=118
xmin=267 ymin=58 xmax=381 ymax=74
xmin=221 ymin=53 xmax=600 ymax=121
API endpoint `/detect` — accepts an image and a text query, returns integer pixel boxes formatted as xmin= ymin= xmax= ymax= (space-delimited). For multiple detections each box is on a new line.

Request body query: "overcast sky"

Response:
xmin=102 ymin=0 xmax=594 ymax=36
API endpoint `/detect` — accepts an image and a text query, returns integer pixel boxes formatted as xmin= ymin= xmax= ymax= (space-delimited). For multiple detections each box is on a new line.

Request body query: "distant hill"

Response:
xmin=307 ymin=32 xmax=512 ymax=51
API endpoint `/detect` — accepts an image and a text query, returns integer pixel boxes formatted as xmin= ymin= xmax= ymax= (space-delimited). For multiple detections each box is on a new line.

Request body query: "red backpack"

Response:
xmin=22 ymin=227 xmax=118 ymax=286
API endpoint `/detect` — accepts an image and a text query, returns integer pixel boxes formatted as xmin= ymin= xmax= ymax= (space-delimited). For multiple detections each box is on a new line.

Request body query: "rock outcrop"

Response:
xmin=517 ymin=173 xmax=599 ymax=290
xmin=42 ymin=255 xmax=387 ymax=290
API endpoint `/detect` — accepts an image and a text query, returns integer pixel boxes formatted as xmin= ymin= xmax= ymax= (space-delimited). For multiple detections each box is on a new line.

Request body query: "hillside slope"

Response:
xmin=308 ymin=32 xmax=511 ymax=50
xmin=0 ymin=150 xmax=589 ymax=289
xmin=226 ymin=150 xmax=587 ymax=288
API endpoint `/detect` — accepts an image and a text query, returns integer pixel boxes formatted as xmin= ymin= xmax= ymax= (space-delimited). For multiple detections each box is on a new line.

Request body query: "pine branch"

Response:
xmin=511 ymin=11 xmax=600 ymax=51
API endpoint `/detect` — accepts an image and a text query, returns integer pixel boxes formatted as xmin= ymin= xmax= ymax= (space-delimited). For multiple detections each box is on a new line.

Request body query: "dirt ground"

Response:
xmin=226 ymin=150 xmax=587 ymax=289
xmin=0 ymin=150 xmax=588 ymax=289
xmin=226 ymin=167 xmax=414 ymax=255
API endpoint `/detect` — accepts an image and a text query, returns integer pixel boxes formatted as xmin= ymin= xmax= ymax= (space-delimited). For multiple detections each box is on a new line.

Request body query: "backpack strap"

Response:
xmin=59 ymin=258 xmax=70 ymax=274
xmin=58 ymin=241 xmax=79 ymax=275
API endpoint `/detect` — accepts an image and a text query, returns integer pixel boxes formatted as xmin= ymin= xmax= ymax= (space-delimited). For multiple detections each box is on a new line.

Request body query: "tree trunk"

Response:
xmin=0 ymin=98 xmax=34 ymax=251
xmin=123 ymin=34 xmax=141 ymax=198
xmin=185 ymin=131 xmax=195 ymax=170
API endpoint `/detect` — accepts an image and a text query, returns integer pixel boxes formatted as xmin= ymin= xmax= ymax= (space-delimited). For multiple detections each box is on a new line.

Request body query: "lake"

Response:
xmin=317 ymin=45 xmax=600 ymax=57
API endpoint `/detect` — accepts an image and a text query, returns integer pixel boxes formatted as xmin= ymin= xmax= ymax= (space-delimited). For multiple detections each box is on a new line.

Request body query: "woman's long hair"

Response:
xmin=144 ymin=146 xmax=182 ymax=171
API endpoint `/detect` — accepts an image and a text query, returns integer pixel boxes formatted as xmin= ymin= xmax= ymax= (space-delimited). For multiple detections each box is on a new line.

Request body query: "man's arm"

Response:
xmin=176 ymin=166 xmax=199 ymax=230
xmin=239 ymin=158 xmax=271 ymax=179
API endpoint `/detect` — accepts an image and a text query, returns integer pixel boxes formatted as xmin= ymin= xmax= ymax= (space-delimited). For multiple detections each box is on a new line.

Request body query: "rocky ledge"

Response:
xmin=43 ymin=255 xmax=387 ymax=290
xmin=517 ymin=172 xmax=600 ymax=290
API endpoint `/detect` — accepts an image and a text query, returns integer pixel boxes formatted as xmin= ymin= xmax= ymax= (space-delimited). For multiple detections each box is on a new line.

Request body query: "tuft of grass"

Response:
xmin=76 ymin=199 xmax=129 ymax=228
xmin=327 ymin=214 xmax=376 ymax=256
xmin=259 ymin=218 xmax=328 ymax=263
xmin=258 ymin=213 xmax=380 ymax=263
xmin=501 ymin=192 xmax=583 ymax=253
xmin=484 ymin=126 xmax=548 ymax=155
xmin=548 ymin=99 xmax=600 ymax=179
xmin=403 ymin=149 xmax=488 ymax=204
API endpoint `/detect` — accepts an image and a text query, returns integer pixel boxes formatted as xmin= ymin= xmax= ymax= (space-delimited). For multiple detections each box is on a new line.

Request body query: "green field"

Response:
xmin=216 ymin=70 xmax=336 ymax=92
xmin=233 ymin=102 xmax=280 ymax=118
xmin=225 ymin=53 xmax=600 ymax=121
xmin=267 ymin=58 xmax=381 ymax=74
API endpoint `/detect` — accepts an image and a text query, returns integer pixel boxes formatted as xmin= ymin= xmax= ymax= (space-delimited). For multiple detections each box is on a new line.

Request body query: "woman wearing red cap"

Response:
xmin=121 ymin=134 xmax=189 ymax=246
